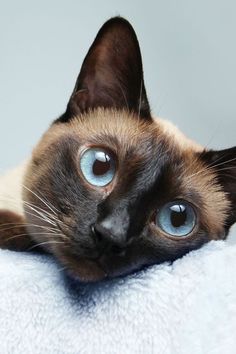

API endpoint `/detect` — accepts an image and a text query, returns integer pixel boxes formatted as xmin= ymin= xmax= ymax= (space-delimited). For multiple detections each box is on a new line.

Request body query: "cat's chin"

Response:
xmin=64 ymin=258 xmax=108 ymax=283
xmin=64 ymin=260 xmax=130 ymax=283
xmin=61 ymin=255 xmax=141 ymax=283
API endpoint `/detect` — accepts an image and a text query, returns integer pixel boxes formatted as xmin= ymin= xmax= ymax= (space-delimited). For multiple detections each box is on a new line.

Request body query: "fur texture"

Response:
xmin=0 ymin=17 xmax=235 ymax=282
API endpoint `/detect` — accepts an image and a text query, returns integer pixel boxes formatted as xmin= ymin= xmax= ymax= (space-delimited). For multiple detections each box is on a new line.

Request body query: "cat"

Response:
xmin=0 ymin=17 xmax=235 ymax=282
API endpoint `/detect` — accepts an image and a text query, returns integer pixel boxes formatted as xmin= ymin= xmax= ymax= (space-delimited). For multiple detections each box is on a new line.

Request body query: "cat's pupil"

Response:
xmin=170 ymin=204 xmax=187 ymax=227
xmin=92 ymin=152 xmax=111 ymax=176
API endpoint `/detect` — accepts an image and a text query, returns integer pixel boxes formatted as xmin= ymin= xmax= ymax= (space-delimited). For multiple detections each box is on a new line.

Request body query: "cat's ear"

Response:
xmin=60 ymin=17 xmax=151 ymax=122
xmin=201 ymin=147 xmax=236 ymax=229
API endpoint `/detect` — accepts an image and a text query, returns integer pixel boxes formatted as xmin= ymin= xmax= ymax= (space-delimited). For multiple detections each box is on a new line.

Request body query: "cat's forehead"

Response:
xmin=46 ymin=109 xmax=202 ymax=155
xmin=69 ymin=108 xmax=159 ymax=152
xmin=39 ymin=109 xmax=166 ymax=160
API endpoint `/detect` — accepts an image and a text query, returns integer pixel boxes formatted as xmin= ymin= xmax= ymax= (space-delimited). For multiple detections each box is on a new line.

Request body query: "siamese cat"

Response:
xmin=0 ymin=17 xmax=235 ymax=282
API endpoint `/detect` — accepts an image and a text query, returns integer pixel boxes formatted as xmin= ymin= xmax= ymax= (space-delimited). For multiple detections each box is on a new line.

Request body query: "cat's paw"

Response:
xmin=0 ymin=210 xmax=34 ymax=251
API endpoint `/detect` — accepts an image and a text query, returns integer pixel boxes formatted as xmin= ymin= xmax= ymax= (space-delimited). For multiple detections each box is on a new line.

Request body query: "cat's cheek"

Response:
xmin=146 ymin=223 xmax=206 ymax=260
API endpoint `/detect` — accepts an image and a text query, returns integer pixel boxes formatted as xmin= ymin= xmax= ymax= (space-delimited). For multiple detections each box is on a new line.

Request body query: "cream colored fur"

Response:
xmin=156 ymin=118 xmax=203 ymax=152
xmin=0 ymin=161 xmax=28 ymax=215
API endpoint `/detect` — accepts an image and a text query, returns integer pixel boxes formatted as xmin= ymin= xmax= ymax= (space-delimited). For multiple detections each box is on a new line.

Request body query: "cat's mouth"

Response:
xmin=65 ymin=258 xmax=108 ymax=282
xmin=66 ymin=261 xmax=140 ymax=283
xmin=59 ymin=246 xmax=143 ymax=282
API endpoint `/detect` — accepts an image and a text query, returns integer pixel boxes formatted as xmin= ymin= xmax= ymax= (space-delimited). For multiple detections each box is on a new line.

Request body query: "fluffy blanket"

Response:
xmin=0 ymin=241 xmax=235 ymax=354
xmin=0 ymin=165 xmax=236 ymax=353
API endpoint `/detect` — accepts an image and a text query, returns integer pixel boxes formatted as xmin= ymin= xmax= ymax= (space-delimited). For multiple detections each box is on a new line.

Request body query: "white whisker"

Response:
xmin=27 ymin=240 xmax=64 ymax=251
xmin=185 ymin=156 xmax=236 ymax=182
xmin=5 ymin=231 xmax=64 ymax=243
xmin=22 ymin=185 xmax=57 ymax=215
xmin=0 ymin=223 xmax=57 ymax=234
xmin=0 ymin=195 xmax=59 ymax=228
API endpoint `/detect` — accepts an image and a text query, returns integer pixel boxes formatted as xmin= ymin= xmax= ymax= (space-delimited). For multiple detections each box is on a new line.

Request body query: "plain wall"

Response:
xmin=0 ymin=0 xmax=235 ymax=171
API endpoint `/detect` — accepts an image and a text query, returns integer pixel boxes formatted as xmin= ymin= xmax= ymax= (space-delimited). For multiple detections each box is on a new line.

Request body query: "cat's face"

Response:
xmin=23 ymin=18 xmax=236 ymax=282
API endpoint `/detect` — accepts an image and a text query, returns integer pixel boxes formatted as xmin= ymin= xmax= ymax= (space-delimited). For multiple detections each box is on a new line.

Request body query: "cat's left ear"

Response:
xmin=60 ymin=17 xmax=151 ymax=122
xmin=201 ymin=146 xmax=236 ymax=228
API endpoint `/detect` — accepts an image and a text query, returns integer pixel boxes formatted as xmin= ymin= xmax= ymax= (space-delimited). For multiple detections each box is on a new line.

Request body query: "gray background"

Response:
xmin=0 ymin=0 xmax=235 ymax=171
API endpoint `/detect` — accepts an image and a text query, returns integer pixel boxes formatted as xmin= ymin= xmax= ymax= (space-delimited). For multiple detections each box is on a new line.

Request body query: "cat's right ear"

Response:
xmin=57 ymin=17 xmax=151 ymax=122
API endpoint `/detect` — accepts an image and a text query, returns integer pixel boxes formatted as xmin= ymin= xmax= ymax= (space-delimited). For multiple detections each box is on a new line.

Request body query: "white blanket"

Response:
xmin=0 ymin=241 xmax=235 ymax=354
xmin=0 ymin=165 xmax=236 ymax=354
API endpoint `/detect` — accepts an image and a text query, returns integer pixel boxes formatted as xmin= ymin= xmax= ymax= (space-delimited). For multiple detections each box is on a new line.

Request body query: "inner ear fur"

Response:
xmin=201 ymin=146 xmax=236 ymax=228
xmin=57 ymin=17 xmax=151 ymax=122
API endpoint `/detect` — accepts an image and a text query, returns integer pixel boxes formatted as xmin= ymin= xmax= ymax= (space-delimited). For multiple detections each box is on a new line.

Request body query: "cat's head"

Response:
xmin=23 ymin=17 xmax=236 ymax=282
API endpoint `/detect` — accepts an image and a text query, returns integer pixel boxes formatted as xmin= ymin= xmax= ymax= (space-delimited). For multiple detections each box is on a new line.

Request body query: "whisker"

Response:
xmin=0 ymin=195 xmax=64 ymax=229
xmin=208 ymin=156 xmax=236 ymax=170
xmin=216 ymin=166 xmax=236 ymax=173
xmin=57 ymin=266 xmax=68 ymax=273
xmin=6 ymin=231 xmax=66 ymax=242
xmin=0 ymin=223 xmax=57 ymax=233
xmin=23 ymin=209 xmax=58 ymax=228
xmin=23 ymin=201 xmax=60 ymax=222
xmin=185 ymin=156 xmax=236 ymax=182
xmin=22 ymin=185 xmax=57 ymax=215
xmin=0 ymin=204 xmax=58 ymax=231
xmin=32 ymin=186 xmax=61 ymax=214
xmin=27 ymin=240 xmax=65 ymax=251
xmin=0 ymin=196 xmax=70 ymax=245
xmin=24 ymin=204 xmax=57 ymax=226
xmin=24 ymin=209 xmax=57 ymax=228
xmin=22 ymin=200 xmax=62 ymax=225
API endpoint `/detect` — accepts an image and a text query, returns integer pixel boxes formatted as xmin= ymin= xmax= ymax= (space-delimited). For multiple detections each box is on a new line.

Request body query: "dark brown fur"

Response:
xmin=0 ymin=210 xmax=34 ymax=251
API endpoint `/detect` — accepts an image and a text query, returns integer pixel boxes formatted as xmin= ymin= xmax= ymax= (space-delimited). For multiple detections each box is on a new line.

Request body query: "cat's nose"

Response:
xmin=91 ymin=222 xmax=127 ymax=256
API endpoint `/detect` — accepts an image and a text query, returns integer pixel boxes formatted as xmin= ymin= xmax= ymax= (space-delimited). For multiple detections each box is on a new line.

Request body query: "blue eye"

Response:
xmin=80 ymin=148 xmax=116 ymax=187
xmin=157 ymin=201 xmax=196 ymax=237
